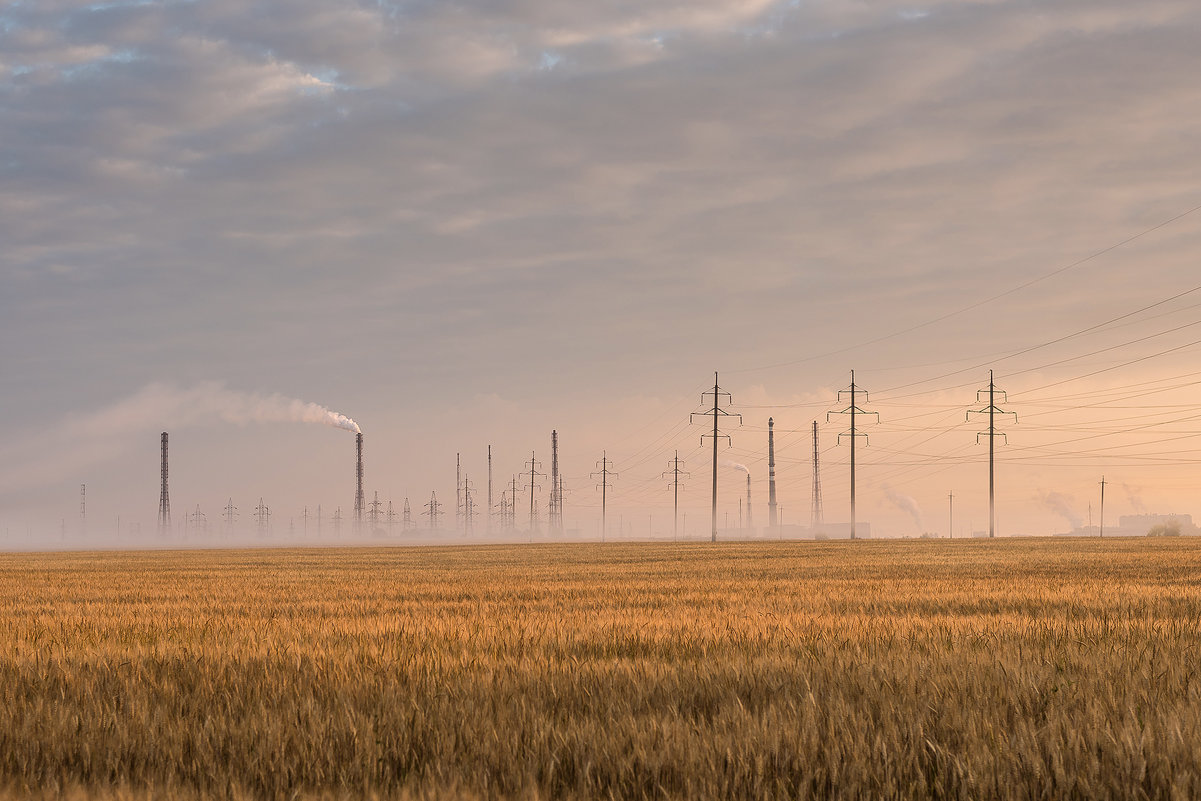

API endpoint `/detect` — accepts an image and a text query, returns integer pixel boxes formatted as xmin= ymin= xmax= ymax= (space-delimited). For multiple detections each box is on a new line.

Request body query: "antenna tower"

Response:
xmin=158 ymin=432 xmax=170 ymax=533
xmin=827 ymin=371 xmax=878 ymax=539
xmin=691 ymin=372 xmax=741 ymax=542
xmin=967 ymin=370 xmax=1016 ymax=538
xmin=592 ymin=452 xmax=617 ymax=541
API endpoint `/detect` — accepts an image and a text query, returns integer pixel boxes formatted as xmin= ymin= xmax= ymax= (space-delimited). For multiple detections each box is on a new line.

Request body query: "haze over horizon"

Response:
xmin=4 ymin=0 xmax=1201 ymax=543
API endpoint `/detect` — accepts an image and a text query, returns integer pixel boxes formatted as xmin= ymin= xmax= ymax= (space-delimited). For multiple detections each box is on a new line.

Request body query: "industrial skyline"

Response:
xmin=4 ymin=1 xmax=1201 ymax=542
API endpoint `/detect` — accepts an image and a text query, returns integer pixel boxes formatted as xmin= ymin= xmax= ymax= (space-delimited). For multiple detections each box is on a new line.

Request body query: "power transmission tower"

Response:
xmin=592 ymin=451 xmax=617 ymax=541
xmin=224 ymin=498 xmax=237 ymax=530
xmin=663 ymin=451 xmax=689 ymax=540
xmin=1099 ymin=476 xmax=1108 ymax=537
xmin=827 ymin=371 xmax=878 ymax=540
xmin=368 ymin=491 xmax=383 ymax=530
xmin=332 ymin=507 xmax=342 ymax=535
xmin=510 ymin=475 xmax=520 ymax=529
xmin=464 ymin=475 xmax=477 ymax=534
xmin=386 ymin=500 xmax=398 ymax=535
xmin=254 ymin=498 xmax=270 ymax=536
xmin=811 ymin=420 xmax=824 ymax=530
xmin=80 ymin=484 xmax=86 ymax=533
xmin=456 ymin=452 xmax=463 ymax=532
xmin=403 ymin=498 xmax=412 ymax=529
xmin=967 ymin=370 xmax=1016 ymax=538
xmin=487 ymin=445 xmax=493 ymax=535
xmin=423 ymin=492 xmax=443 ymax=529
xmin=188 ymin=504 xmax=206 ymax=533
xmin=158 ymin=432 xmax=170 ymax=533
xmin=524 ymin=453 xmax=545 ymax=533
xmin=767 ymin=420 xmax=777 ymax=529
xmin=691 ymin=372 xmax=741 ymax=542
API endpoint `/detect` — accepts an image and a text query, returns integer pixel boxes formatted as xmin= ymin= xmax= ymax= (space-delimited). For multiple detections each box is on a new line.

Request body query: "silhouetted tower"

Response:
xmin=158 ymin=432 xmax=170 ymax=533
xmin=549 ymin=431 xmax=562 ymax=533
xmin=403 ymin=498 xmax=412 ymax=529
xmin=592 ymin=452 xmax=617 ymax=542
xmin=767 ymin=419 xmax=777 ymax=529
xmin=353 ymin=433 xmax=365 ymax=530
xmin=224 ymin=498 xmax=237 ymax=529
xmin=80 ymin=483 xmax=86 ymax=531
xmin=811 ymin=421 xmax=823 ymax=530
xmin=691 ymin=373 xmax=741 ymax=542
xmin=254 ymin=498 xmax=270 ymax=536
xmin=967 ymin=370 xmax=1016 ymax=538
xmin=1099 ymin=476 xmax=1108 ymax=537
xmin=663 ymin=451 xmax=689 ymax=540
xmin=368 ymin=490 xmax=383 ymax=530
xmin=525 ymin=452 xmax=544 ymax=532
xmin=464 ymin=474 xmax=477 ymax=534
xmin=332 ymin=507 xmax=342 ymax=535
xmin=423 ymin=492 xmax=443 ymax=529
xmin=456 ymin=452 xmax=462 ymax=531
xmin=487 ymin=445 xmax=493 ymax=535
xmin=188 ymin=504 xmax=206 ymax=533
xmin=828 ymin=372 xmax=878 ymax=539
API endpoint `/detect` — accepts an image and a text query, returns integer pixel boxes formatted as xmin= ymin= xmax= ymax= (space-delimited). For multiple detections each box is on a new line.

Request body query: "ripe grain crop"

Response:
xmin=2 ymin=538 xmax=1201 ymax=800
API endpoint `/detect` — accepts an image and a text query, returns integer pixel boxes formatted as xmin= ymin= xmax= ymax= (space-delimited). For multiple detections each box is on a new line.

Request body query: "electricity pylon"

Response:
xmin=827 ymin=370 xmax=878 ymax=540
xmin=423 ymin=492 xmax=443 ymax=530
xmin=691 ymin=372 xmax=741 ymax=542
xmin=592 ymin=452 xmax=617 ymax=542
xmin=967 ymin=369 xmax=1016 ymax=538
xmin=663 ymin=451 xmax=689 ymax=540
xmin=524 ymin=453 xmax=545 ymax=533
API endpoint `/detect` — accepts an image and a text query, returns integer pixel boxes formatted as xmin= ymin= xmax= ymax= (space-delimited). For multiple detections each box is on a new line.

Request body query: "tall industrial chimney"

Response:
xmin=158 ymin=432 xmax=170 ymax=533
xmin=354 ymin=432 xmax=365 ymax=529
xmin=768 ymin=418 xmax=777 ymax=528
xmin=746 ymin=472 xmax=753 ymax=530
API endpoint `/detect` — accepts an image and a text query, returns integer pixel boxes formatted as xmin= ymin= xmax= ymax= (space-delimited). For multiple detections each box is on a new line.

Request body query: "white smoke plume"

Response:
xmin=1039 ymin=491 xmax=1082 ymax=529
xmin=0 ymin=382 xmax=360 ymax=494
xmin=721 ymin=460 xmax=750 ymax=474
xmin=883 ymin=485 xmax=923 ymax=531
xmin=77 ymin=382 xmax=361 ymax=435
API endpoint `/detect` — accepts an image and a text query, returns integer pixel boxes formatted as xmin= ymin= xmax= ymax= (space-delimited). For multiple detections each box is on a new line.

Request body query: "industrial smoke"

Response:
xmin=883 ymin=485 xmax=924 ymax=531
xmin=722 ymin=460 xmax=750 ymax=474
xmin=1039 ymin=491 xmax=1082 ymax=530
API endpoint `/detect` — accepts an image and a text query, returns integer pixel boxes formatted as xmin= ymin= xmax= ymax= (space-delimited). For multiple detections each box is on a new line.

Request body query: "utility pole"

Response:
xmin=767 ymin=419 xmax=777 ymax=529
xmin=525 ymin=452 xmax=545 ymax=533
xmin=948 ymin=492 xmax=954 ymax=539
xmin=487 ymin=445 xmax=493 ymax=535
xmin=967 ymin=370 xmax=1016 ymax=538
xmin=510 ymin=475 xmax=519 ymax=529
xmin=691 ymin=372 xmax=741 ymax=542
xmin=1099 ymin=476 xmax=1108 ymax=537
xmin=828 ymin=372 xmax=878 ymax=539
xmin=423 ymin=492 xmax=442 ymax=529
xmin=592 ymin=452 xmax=617 ymax=542
xmin=663 ymin=451 xmax=689 ymax=540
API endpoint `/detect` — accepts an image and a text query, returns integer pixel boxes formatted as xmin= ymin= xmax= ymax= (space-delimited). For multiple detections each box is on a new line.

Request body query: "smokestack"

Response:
xmin=354 ymin=432 xmax=364 ymax=528
xmin=768 ymin=418 xmax=777 ymax=528
xmin=158 ymin=432 xmax=170 ymax=533
xmin=746 ymin=472 xmax=753 ymax=530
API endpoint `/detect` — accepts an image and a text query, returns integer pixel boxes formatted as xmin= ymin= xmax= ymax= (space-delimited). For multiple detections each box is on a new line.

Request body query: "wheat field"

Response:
xmin=2 ymin=538 xmax=1200 ymax=800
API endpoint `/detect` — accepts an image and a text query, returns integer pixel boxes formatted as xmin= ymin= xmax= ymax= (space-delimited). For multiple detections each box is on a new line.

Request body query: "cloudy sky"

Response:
xmin=4 ymin=0 xmax=1201 ymax=542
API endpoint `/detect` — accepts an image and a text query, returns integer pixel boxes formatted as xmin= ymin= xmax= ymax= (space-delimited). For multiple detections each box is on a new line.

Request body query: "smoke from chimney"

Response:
xmin=883 ymin=485 xmax=923 ymax=531
xmin=1039 ymin=491 xmax=1082 ymax=529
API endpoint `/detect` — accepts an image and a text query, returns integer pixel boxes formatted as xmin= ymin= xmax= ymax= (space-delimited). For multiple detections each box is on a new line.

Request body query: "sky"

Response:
xmin=3 ymin=0 xmax=1201 ymax=544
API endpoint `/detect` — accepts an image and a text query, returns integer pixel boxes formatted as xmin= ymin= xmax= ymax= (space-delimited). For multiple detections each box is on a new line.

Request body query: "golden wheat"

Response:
xmin=2 ymin=538 xmax=1200 ymax=800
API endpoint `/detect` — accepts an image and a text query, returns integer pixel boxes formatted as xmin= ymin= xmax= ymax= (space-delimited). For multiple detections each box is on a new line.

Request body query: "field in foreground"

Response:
xmin=2 ymin=539 xmax=1201 ymax=800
